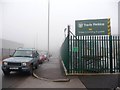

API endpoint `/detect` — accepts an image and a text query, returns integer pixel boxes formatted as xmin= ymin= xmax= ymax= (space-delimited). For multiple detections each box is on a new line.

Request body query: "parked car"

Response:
xmin=1 ymin=48 xmax=40 ymax=75
xmin=39 ymin=54 xmax=46 ymax=64
xmin=38 ymin=51 xmax=49 ymax=64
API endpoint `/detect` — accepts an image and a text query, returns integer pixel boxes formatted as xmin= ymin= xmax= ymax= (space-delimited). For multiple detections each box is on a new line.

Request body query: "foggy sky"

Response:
xmin=0 ymin=0 xmax=119 ymax=55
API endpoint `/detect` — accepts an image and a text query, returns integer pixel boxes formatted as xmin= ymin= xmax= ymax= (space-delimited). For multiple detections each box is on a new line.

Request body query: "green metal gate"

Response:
xmin=61 ymin=27 xmax=120 ymax=75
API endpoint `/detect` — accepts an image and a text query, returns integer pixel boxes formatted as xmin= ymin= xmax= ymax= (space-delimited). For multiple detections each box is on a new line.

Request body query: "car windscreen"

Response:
xmin=13 ymin=50 xmax=33 ymax=57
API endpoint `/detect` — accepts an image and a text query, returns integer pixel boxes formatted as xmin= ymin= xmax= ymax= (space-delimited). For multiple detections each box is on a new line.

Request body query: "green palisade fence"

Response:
xmin=61 ymin=31 xmax=120 ymax=74
xmin=60 ymin=35 xmax=69 ymax=73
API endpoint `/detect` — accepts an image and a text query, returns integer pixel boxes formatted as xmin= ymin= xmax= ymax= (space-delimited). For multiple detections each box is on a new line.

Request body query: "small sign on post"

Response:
xmin=73 ymin=47 xmax=78 ymax=52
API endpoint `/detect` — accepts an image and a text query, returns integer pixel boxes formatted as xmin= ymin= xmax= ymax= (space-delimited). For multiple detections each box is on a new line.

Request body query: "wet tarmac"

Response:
xmin=2 ymin=71 xmax=31 ymax=88
xmin=1 ymin=57 xmax=86 ymax=89
xmin=2 ymin=56 xmax=119 ymax=89
xmin=79 ymin=74 xmax=120 ymax=90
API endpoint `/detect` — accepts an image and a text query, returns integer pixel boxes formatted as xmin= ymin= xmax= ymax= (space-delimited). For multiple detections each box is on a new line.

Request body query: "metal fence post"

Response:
xmin=109 ymin=35 xmax=113 ymax=73
xmin=118 ymin=36 xmax=120 ymax=72
xmin=67 ymin=25 xmax=70 ymax=73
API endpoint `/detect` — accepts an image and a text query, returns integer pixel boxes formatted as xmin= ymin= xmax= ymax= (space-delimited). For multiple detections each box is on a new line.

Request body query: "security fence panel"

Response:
xmin=61 ymin=29 xmax=120 ymax=74
xmin=61 ymin=35 xmax=69 ymax=73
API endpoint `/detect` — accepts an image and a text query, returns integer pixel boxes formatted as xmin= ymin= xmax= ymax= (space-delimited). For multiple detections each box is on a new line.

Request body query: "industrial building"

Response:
xmin=0 ymin=39 xmax=23 ymax=60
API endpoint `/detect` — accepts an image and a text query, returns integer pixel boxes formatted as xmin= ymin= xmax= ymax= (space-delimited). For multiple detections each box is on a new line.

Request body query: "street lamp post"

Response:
xmin=48 ymin=0 xmax=50 ymax=58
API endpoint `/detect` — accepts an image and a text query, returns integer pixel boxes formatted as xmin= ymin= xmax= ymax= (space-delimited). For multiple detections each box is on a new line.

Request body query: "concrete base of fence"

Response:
xmin=65 ymin=73 xmax=120 ymax=76
xmin=61 ymin=59 xmax=120 ymax=76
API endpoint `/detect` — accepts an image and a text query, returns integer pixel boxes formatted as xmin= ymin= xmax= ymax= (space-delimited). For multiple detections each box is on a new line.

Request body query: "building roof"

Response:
xmin=16 ymin=48 xmax=36 ymax=51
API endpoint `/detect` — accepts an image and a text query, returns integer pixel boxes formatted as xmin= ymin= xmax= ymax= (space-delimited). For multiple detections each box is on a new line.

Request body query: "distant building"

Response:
xmin=118 ymin=1 xmax=120 ymax=35
xmin=0 ymin=39 xmax=23 ymax=60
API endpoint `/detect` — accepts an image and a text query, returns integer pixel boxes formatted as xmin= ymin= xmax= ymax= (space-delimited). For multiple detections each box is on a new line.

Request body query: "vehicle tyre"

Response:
xmin=3 ymin=70 xmax=10 ymax=76
xmin=35 ymin=63 xmax=39 ymax=69
xmin=27 ymin=65 xmax=33 ymax=75
xmin=35 ymin=65 xmax=38 ymax=69
xmin=39 ymin=61 xmax=43 ymax=64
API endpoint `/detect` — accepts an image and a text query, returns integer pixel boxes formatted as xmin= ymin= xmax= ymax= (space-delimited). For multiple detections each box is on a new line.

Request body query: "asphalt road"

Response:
xmin=2 ymin=68 xmax=31 ymax=88
xmin=1 ymin=57 xmax=86 ymax=89
xmin=2 ymin=57 xmax=119 ymax=89
xmin=79 ymin=75 xmax=120 ymax=90
xmin=15 ymin=57 xmax=85 ymax=88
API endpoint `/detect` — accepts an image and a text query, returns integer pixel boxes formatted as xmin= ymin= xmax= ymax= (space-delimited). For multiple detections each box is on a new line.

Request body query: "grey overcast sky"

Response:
xmin=0 ymin=0 xmax=119 ymax=54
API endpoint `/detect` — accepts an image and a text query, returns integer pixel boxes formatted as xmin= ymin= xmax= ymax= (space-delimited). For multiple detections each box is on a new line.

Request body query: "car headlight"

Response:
xmin=3 ymin=62 xmax=8 ymax=65
xmin=22 ymin=62 xmax=27 ymax=66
